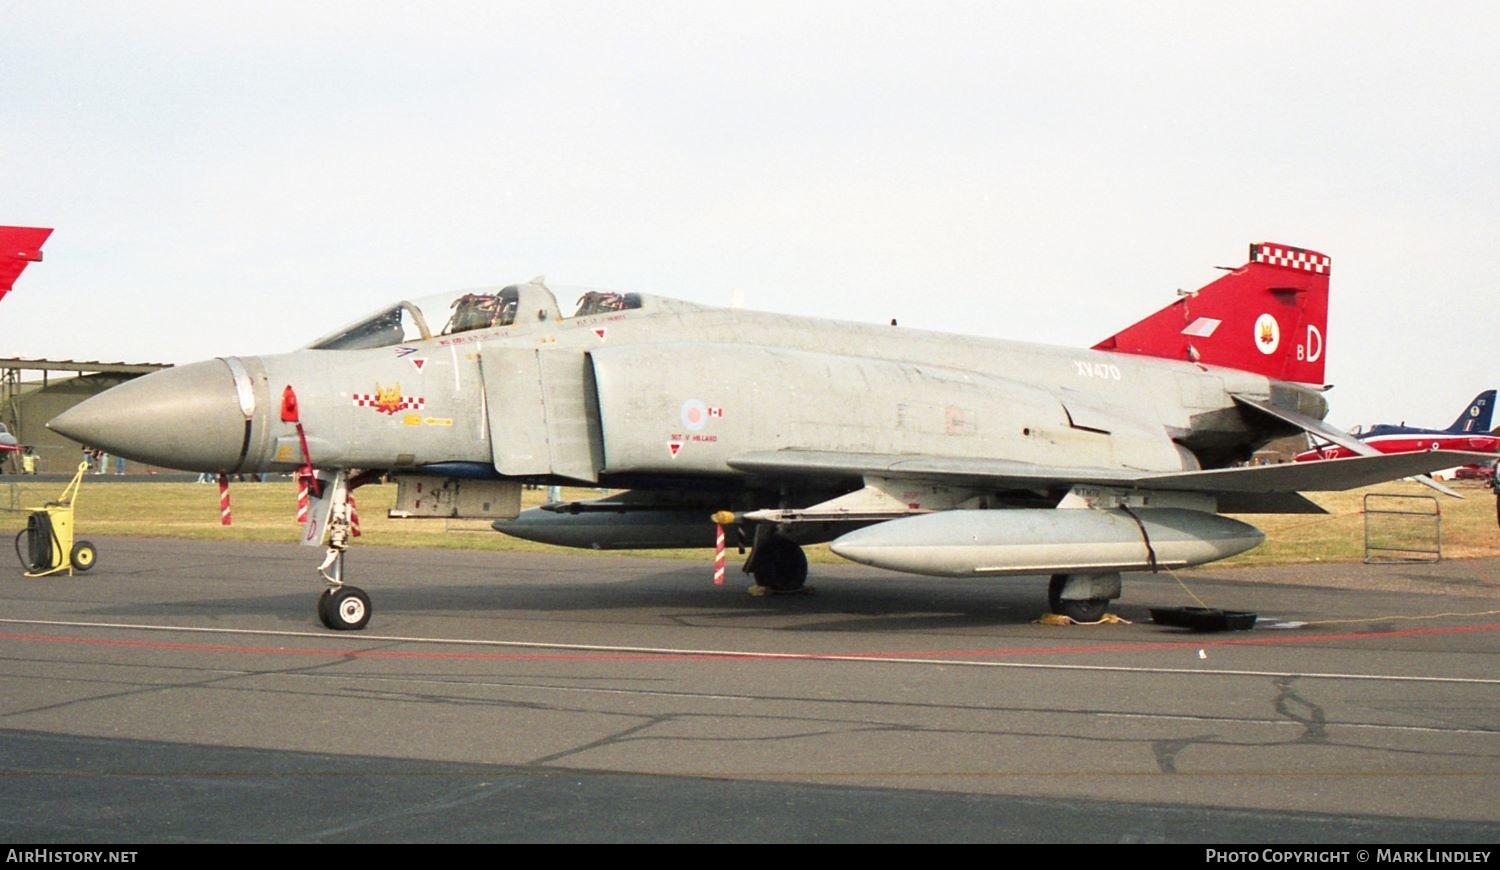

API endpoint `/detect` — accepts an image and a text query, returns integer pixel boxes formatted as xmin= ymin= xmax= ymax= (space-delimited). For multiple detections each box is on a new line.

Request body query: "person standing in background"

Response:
xmin=1491 ymin=459 xmax=1499 ymax=529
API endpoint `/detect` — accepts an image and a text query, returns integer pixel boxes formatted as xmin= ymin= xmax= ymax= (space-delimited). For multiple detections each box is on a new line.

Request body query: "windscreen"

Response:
xmin=305 ymin=302 xmax=430 ymax=350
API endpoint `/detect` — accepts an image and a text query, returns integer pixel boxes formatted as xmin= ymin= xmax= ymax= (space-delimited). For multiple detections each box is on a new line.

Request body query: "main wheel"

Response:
xmin=318 ymin=586 xmax=371 ymax=630
xmin=752 ymin=535 xmax=808 ymax=591
xmin=70 ymin=541 xmax=97 ymax=573
xmin=1048 ymin=574 xmax=1108 ymax=623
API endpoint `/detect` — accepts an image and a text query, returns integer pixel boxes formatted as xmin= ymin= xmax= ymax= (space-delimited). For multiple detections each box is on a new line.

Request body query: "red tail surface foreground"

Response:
xmin=0 ymin=226 xmax=53 ymax=303
xmin=1094 ymin=242 xmax=1330 ymax=386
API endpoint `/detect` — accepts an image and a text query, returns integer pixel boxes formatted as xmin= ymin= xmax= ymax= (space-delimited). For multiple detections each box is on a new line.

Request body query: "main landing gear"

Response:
xmin=746 ymin=529 xmax=809 ymax=592
xmin=1047 ymin=572 xmax=1120 ymax=623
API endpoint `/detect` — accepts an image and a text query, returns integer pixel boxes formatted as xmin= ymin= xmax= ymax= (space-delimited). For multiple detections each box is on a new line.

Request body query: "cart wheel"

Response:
xmin=70 ymin=541 xmax=97 ymax=573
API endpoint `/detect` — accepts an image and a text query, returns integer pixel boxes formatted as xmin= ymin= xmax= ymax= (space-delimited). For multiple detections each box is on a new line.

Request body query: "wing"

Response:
xmin=726 ymin=445 xmax=1490 ymax=521
xmin=1230 ymin=393 xmax=1466 ymax=497
xmin=728 ymin=446 xmax=1486 ymax=492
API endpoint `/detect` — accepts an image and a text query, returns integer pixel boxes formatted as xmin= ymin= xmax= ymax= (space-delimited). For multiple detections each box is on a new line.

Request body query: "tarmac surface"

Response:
xmin=2 ymin=534 xmax=1498 ymax=843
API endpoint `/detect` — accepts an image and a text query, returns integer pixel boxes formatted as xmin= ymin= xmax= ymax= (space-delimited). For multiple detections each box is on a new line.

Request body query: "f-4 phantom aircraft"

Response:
xmin=1293 ymin=389 xmax=1499 ymax=462
xmin=49 ymin=242 xmax=1485 ymax=630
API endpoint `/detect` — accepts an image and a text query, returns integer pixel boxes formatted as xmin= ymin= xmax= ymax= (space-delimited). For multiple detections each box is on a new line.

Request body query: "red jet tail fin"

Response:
xmin=0 ymin=226 xmax=54 ymax=303
xmin=1093 ymin=242 xmax=1330 ymax=385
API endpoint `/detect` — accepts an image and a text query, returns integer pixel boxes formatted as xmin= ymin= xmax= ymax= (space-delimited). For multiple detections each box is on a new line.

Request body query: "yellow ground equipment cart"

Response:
xmin=13 ymin=461 xmax=96 ymax=577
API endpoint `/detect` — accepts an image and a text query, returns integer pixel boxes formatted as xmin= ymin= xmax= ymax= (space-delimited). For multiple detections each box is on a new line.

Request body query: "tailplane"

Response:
xmin=1445 ymin=389 xmax=1496 ymax=434
xmin=1094 ymin=242 xmax=1330 ymax=385
xmin=0 ymin=226 xmax=53 ymax=304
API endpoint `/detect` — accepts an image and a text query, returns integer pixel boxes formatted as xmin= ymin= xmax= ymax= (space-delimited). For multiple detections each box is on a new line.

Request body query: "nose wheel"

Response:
xmin=318 ymin=585 xmax=371 ymax=631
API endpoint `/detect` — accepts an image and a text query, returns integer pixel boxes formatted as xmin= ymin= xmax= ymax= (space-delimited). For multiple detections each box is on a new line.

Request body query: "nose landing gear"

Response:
xmin=304 ymin=468 xmax=372 ymax=631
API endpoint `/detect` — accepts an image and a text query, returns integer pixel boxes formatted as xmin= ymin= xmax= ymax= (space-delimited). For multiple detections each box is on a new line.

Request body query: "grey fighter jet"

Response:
xmin=49 ymin=242 xmax=1481 ymax=630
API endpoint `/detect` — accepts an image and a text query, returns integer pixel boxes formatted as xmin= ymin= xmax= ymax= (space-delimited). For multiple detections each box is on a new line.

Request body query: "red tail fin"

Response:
xmin=0 ymin=226 xmax=53 ymax=303
xmin=1093 ymin=242 xmax=1330 ymax=385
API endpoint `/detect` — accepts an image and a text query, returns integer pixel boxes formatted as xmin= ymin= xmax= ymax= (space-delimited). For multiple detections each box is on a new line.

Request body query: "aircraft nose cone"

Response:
xmin=48 ymin=359 xmax=252 ymax=472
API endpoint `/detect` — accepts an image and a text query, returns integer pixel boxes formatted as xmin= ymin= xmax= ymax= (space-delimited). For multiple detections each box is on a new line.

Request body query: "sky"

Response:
xmin=2 ymin=1 xmax=1497 ymax=430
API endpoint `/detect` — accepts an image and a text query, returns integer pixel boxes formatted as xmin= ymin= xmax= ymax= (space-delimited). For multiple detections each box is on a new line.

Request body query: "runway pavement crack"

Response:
xmin=295 ymin=780 xmax=520 ymax=841
xmin=1151 ymin=734 xmax=1215 ymax=773
xmin=528 ymin=716 xmax=666 ymax=766
xmin=1272 ymin=676 xmax=1328 ymax=744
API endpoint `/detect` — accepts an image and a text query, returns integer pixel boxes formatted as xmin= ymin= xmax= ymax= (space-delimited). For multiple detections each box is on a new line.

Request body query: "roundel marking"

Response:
xmin=1254 ymin=313 xmax=1281 ymax=355
xmin=681 ymin=399 xmax=708 ymax=432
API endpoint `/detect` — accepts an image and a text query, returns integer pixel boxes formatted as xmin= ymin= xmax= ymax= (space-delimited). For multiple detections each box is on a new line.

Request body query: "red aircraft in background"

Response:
xmin=1 ymin=226 xmax=52 ymax=463
xmin=1294 ymin=390 xmax=1499 ymax=463
xmin=0 ymin=226 xmax=51 ymax=305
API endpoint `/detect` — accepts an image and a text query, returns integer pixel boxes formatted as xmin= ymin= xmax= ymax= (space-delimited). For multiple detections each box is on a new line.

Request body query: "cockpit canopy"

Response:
xmin=306 ymin=279 xmax=644 ymax=351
